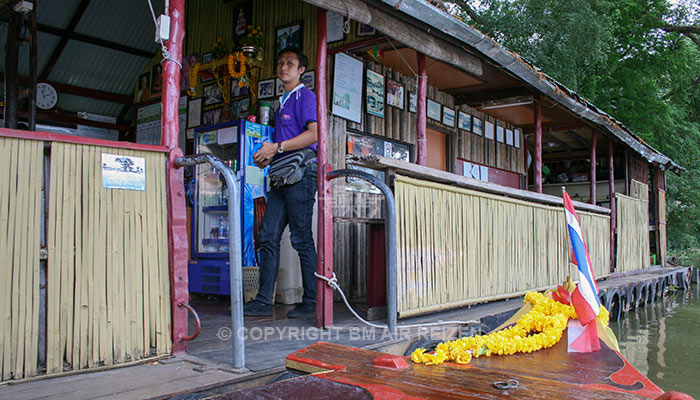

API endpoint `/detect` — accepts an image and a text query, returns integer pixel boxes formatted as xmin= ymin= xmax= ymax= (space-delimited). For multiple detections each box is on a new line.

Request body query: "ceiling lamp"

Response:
xmin=482 ymin=96 xmax=533 ymax=110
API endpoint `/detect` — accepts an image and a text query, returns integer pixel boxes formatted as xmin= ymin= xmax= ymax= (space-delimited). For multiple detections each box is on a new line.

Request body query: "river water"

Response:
xmin=611 ymin=282 xmax=700 ymax=398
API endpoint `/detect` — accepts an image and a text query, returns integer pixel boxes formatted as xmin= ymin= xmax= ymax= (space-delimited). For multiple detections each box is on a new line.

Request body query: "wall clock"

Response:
xmin=36 ymin=82 xmax=58 ymax=110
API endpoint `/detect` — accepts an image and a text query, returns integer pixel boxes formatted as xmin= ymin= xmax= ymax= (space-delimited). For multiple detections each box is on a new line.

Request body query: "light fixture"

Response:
xmin=481 ymin=96 xmax=533 ymax=110
xmin=13 ymin=1 xmax=34 ymax=14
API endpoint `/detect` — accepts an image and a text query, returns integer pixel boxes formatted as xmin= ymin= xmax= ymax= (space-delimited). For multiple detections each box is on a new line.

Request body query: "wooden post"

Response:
xmin=416 ymin=53 xmax=427 ymax=165
xmin=29 ymin=0 xmax=38 ymax=131
xmin=608 ymin=139 xmax=616 ymax=273
xmin=654 ymin=166 xmax=666 ymax=265
xmin=523 ymin=136 xmax=529 ymax=190
xmin=534 ymin=95 xmax=542 ymax=193
xmin=624 ymin=148 xmax=629 ymax=195
xmin=589 ymin=129 xmax=597 ymax=205
xmin=3 ymin=11 xmax=21 ymax=129
xmin=316 ymin=7 xmax=333 ymax=329
xmin=161 ymin=0 xmax=189 ymax=353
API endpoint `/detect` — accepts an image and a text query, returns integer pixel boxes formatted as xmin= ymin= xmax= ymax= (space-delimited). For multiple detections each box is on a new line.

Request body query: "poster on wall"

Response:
xmin=458 ymin=111 xmax=471 ymax=131
xmin=496 ymin=125 xmax=504 ymax=143
xmin=365 ymin=69 xmax=385 ymax=118
xmin=514 ymin=129 xmax=521 ymax=148
xmin=484 ymin=120 xmax=495 ymax=140
xmin=332 ymin=53 xmax=363 ymax=123
xmin=505 ymin=128 xmax=514 ymax=146
xmin=327 ymin=11 xmax=345 ymax=43
xmin=102 ymin=153 xmax=146 ymax=191
xmin=472 ymin=117 xmax=483 ymax=135
xmin=427 ymin=99 xmax=441 ymax=121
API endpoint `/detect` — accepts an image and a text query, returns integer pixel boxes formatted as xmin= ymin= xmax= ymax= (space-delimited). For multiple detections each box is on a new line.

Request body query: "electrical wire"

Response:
xmin=146 ymin=0 xmax=182 ymax=69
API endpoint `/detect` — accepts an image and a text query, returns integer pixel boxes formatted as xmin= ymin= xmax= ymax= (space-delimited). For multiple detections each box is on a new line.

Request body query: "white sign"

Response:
xmin=102 ymin=153 xmax=146 ymax=191
xmin=332 ymin=53 xmax=363 ymax=123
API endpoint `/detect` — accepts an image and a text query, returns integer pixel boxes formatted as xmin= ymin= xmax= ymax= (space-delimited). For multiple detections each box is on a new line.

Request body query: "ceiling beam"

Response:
xmin=543 ymin=132 xmax=572 ymax=150
xmin=566 ymin=129 xmax=591 ymax=148
xmin=454 ymin=87 xmax=531 ymax=106
xmin=40 ymin=0 xmax=92 ymax=79
xmin=37 ymin=23 xmax=157 ymax=61
xmin=1 ymin=107 xmax=131 ymax=131
xmin=521 ymin=121 xmax=589 ymax=132
xmin=1 ymin=72 xmax=133 ymax=104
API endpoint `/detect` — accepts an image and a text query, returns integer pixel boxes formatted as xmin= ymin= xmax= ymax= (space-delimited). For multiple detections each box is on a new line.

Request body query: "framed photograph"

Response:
xmin=203 ymin=107 xmax=222 ymax=126
xmin=275 ymin=78 xmax=285 ymax=96
xmin=203 ymin=83 xmax=224 ymax=106
xmin=232 ymin=2 xmax=253 ymax=43
xmin=505 ymin=128 xmax=514 ymax=146
xmin=357 ymin=23 xmax=376 ymax=36
xmin=276 ymin=22 xmax=303 ymax=56
xmin=386 ymin=79 xmax=404 ymax=110
xmin=258 ymin=78 xmax=275 ymax=99
xmin=409 ymin=92 xmax=417 ymax=113
xmin=485 ymin=120 xmax=495 ymax=140
xmin=496 ymin=125 xmax=505 ymax=143
xmin=135 ymin=72 xmax=150 ymax=103
xmin=187 ymin=98 xmax=202 ymax=128
xmin=181 ymin=53 xmax=199 ymax=89
xmin=365 ymin=69 xmax=385 ymax=118
xmin=230 ymin=76 xmax=250 ymax=99
xmin=301 ymin=70 xmax=315 ymax=91
xmin=458 ymin=111 xmax=471 ymax=131
xmin=201 ymin=53 xmax=213 ymax=82
xmin=514 ymin=129 xmax=521 ymax=148
xmin=442 ymin=107 xmax=455 ymax=127
xmin=427 ymin=99 xmax=441 ymax=121
xmin=231 ymin=97 xmax=251 ymax=120
xmin=472 ymin=117 xmax=483 ymax=135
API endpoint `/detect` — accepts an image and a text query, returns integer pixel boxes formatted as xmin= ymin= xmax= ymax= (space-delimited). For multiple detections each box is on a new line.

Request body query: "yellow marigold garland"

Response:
xmin=188 ymin=63 xmax=200 ymax=96
xmin=228 ymin=52 xmax=246 ymax=80
xmin=411 ymin=291 xmax=609 ymax=366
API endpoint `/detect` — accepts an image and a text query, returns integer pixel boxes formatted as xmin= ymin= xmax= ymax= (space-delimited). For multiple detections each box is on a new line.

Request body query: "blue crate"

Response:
xmin=188 ymin=259 xmax=230 ymax=295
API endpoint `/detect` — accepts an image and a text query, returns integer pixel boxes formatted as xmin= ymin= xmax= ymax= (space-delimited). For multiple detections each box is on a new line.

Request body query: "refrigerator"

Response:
xmin=188 ymin=120 xmax=273 ymax=295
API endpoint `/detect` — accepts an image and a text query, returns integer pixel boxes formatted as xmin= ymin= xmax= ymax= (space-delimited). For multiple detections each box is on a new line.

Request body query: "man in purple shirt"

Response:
xmin=246 ymin=48 xmax=318 ymax=318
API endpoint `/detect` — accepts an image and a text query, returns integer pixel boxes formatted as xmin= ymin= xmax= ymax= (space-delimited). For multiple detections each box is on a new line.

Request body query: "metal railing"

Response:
xmin=175 ymin=154 xmax=246 ymax=371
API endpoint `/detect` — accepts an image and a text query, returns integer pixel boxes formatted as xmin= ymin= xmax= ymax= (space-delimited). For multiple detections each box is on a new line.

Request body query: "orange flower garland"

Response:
xmin=228 ymin=52 xmax=246 ymax=81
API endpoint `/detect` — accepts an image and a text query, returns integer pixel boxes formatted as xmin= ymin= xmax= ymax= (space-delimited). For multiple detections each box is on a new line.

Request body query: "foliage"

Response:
xmin=462 ymin=0 xmax=700 ymax=249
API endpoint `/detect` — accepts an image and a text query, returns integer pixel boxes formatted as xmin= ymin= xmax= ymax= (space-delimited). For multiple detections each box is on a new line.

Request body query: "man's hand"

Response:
xmin=253 ymin=142 xmax=278 ymax=168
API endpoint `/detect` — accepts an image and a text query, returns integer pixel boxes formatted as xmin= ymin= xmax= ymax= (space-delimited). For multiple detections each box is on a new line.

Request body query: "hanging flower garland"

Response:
xmin=188 ymin=62 xmax=200 ymax=96
xmin=228 ymin=52 xmax=247 ymax=83
xmin=411 ymin=291 xmax=609 ymax=366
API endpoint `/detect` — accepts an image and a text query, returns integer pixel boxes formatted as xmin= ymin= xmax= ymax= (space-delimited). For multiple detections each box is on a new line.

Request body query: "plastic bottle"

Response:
xmin=218 ymin=216 xmax=229 ymax=239
xmin=259 ymin=102 xmax=271 ymax=125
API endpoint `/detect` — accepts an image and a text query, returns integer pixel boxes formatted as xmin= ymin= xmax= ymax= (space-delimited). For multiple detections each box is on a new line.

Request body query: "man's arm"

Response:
xmin=253 ymin=122 xmax=318 ymax=168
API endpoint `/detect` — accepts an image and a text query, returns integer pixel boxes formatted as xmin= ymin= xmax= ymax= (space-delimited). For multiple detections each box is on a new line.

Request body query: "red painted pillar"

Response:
xmin=608 ymin=139 xmax=616 ymax=273
xmin=316 ymin=8 xmax=333 ymax=329
xmin=534 ymin=95 xmax=543 ymax=193
xmin=416 ymin=53 xmax=427 ymax=165
xmin=161 ymin=0 xmax=189 ymax=353
xmin=523 ymin=137 xmax=529 ymax=190
xmin=590 ymin=129 xmax=597 ymax=205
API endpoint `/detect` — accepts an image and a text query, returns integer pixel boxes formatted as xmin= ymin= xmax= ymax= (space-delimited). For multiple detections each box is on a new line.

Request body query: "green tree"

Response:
xmin=458 ymin=0 xmax=700 ymax=250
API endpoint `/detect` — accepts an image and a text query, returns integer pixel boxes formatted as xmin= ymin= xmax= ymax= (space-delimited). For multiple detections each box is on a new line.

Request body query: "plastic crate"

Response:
xmin=189 ymin=260 xmax=268 ymax=301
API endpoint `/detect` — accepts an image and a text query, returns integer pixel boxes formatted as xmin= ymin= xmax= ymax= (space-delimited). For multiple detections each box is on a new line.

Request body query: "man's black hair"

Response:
xmin=276 ymin=47 xmax=308 ymax=71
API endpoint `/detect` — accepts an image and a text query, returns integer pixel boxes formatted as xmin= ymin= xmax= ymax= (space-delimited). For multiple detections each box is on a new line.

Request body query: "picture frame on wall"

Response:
xmin=427 ymin=99 xmax=441 ymax=121
xmin=386 ymin=79 xmax=404 ymax=110
xmin=506 ymin=128 xmax=514 ymax=146
xmin=276 ymin=21 xmax=303 ymax=56
xmin=332 ymin=52 xmax=363 ymax=124
xmin=231 ymin=97 xmax=251 ymax=120
xmin=326 ymin=11 xmax=345 ymax=43
xmin=409 ymin=92 xmax=417 ymax=113
xmin=357 ymin=23 xmax=376 ymax=36
xmin=203 ymin=107 xmax=223 ymax=126
xmin=230 ymin=76 xmax=250 ymax=99
xmin=365 ymin=69 xmax=385 ymax=118
xmin=203 ymin=83 xmax=224 ymax=106
xmin=201 ymin=52 xmax=213 ymax=82
xmin=496 ymin=125 xmax=505 ymax=143
xmin=484 ymin=120 xmax=495 ymax=140
xmin=301 ymin=70 xmax=315 ymax=91
xmin=258 ymin=78 xmax=275 ymax=99
xmin=458 ymin=111 xmax=471 ymax=131
xmin=472 ymin=117 xmax=483 ymax=135
xmin=187 ymin=97 xmax=202 ymax=128
xmin=151 ymin=64 xmax=163 ymax=95
xmin=443 ymin=107 xmax=455 ymax=127
xmin=135 ymin=72 xmax=150 ymax=103
xmin=275 ymin=78 xmax=285 ymax=96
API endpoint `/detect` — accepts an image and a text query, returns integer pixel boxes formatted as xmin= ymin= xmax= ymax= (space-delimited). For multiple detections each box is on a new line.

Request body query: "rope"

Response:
xmin=146 ymin=0 xmax=182 ymax=69
xmin=314 ymin=272 xmax=479 ymax=330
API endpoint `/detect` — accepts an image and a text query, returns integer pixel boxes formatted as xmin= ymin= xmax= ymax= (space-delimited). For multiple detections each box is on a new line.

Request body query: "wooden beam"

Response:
xmin=0 ymin=73 xmax=133 ymax=104
xmin=543 ymin=131 xmax=572 ymax=150
xmin=28 ymin=0 xmax=37 ymax=130
xmin=1 ymin=107 xmax=131 ymax=131
xmin=416 ymin=52 xmax=427 ymax=165
xmin=521 ymin=122 xmax=589 ymax=133
xmin=37 ymin=23 xmax=157 ymax=59
xmin=303 ymin=0 xmax=483 ymax=77
xmin=455 ymin=88 xmax=531 ymax=106
xmin=590 ymin=129 xmax=597 ymax=205
xmin=534 ymin=95 xmax=542 ymax=193
xmin=3 ymin=10 xmax=21 ymax=129
xmin=39 ymin=0 xmax=91 ymax=79
xmin=609 ymin=138 xmax=616 ymax=273
xmin=566 ymin=129 xmax=590 ymax=148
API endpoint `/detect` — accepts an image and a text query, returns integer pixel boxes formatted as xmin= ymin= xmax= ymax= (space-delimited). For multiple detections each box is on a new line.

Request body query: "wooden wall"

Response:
xmin=627 ymin=152 xmax=648 ymax=185
xmin=46 ymin=143 xmax=171 ymax=375
xmin=0 ymin=137 xmax=43 ymax=380
xmin=615 ymin=192 xmax=650 ymax=273
xmin=395 ymin=175 xmax=610 ymax=317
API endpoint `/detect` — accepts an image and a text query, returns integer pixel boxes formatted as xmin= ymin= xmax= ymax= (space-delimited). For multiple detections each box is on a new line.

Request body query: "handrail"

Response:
xmin=175 ymin=153 xmax=246 ymax=370
xmin=178 ymin=302 xmax=201 ymax=341
xmin=326 ymin=169 xmax=397 ymax=334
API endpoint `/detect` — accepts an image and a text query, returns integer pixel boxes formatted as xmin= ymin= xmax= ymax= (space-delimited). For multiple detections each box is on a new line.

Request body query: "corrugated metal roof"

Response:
xmin=2 ymin=0 xmax=164 ymax=120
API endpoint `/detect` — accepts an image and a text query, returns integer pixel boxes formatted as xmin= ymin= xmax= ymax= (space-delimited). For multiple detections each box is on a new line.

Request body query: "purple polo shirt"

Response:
xmin=274 ymin=84 xmax=317 ymax=157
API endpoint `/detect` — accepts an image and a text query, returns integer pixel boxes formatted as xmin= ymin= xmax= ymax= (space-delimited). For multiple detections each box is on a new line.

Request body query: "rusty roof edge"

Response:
xmin=378 ymin=0 xmax=683 ymax=174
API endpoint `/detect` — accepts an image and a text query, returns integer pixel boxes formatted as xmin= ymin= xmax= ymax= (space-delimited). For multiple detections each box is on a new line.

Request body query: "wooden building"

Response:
xmin=0 ymin=0 xmax=680 ymax=381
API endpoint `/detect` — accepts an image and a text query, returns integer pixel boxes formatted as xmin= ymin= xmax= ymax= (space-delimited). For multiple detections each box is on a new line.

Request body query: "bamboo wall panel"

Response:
xmin=615 ymin=193 xmax=650 ymax=273
xmin=46 ymin=143 xmax=171 ymax=375
xmin=0 ymin=138 xmax=43 ymax=380
xmin=395 ymin=175 xmax=610 ymax=317
xmin=629 ymin=179 xmax=648 ymax=201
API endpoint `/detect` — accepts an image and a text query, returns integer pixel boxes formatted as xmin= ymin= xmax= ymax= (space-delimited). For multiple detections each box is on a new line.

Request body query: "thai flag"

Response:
xmin=563 ymin=191 xmax=601 ymax=326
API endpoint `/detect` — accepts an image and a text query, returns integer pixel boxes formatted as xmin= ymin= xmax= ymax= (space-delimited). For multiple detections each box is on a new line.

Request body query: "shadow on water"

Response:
xmin=611 ymin=282 xmax=700 ymax=398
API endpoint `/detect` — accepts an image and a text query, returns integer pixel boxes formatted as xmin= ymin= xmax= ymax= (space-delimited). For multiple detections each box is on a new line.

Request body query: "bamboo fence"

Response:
xmin=615 ymin=192 xmax=650 ymax=273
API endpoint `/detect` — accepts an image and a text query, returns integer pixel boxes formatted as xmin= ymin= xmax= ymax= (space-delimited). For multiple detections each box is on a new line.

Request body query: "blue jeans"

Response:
xmin=255 ymin=163 xmax=317 ymax=305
